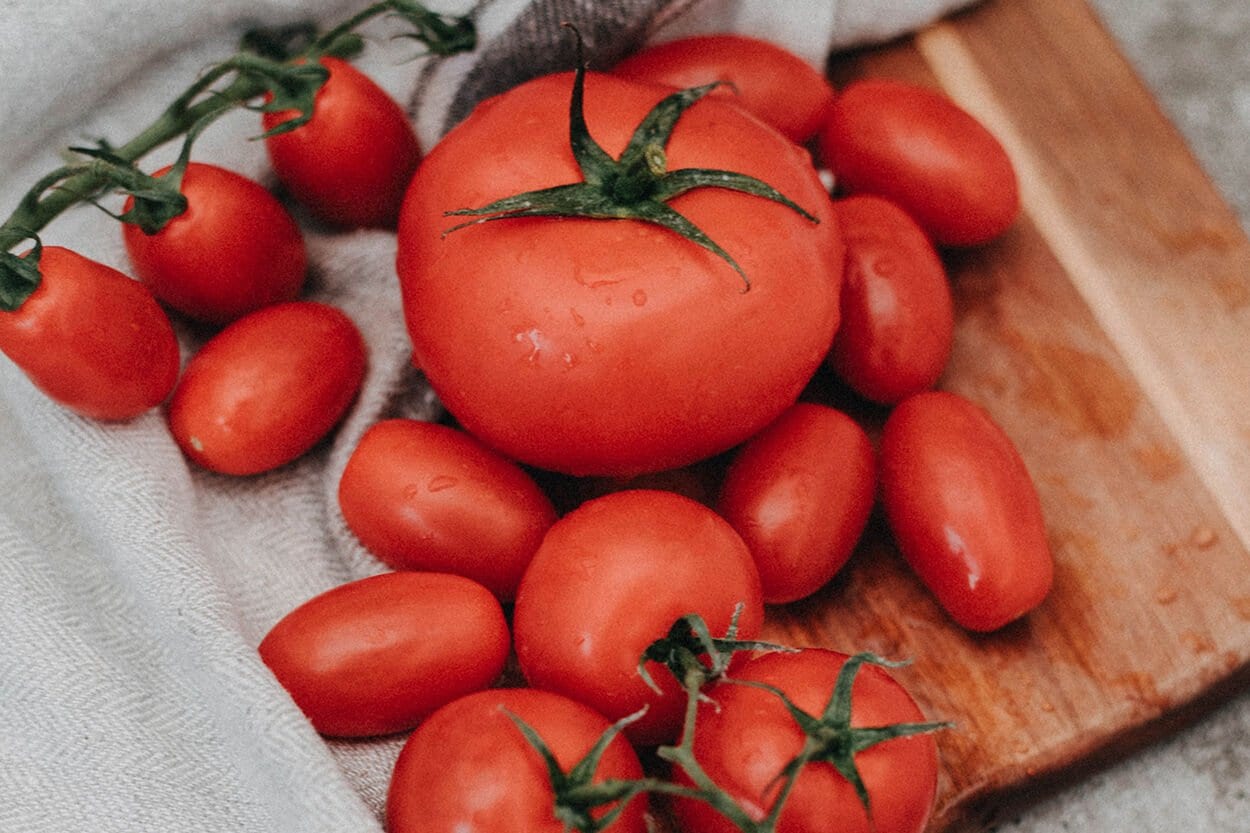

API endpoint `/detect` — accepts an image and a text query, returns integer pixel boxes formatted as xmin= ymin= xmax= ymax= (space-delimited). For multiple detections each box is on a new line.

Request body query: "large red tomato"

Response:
xmin=263 ymin=57 xmax=420 ymax=229
xmin=388 ymin=688 xmax=649 ymax=833
xmin=0 ymin=246 xmax=179 ymax=421
xmin=258 ymin=571 xmax=509 ymax=738
xmin=672 ymin=650 xmax=942 ymax=833
xmin=512 ymin=489 xmax=764 ymax=747
xmin=397 ymin=69 xmax=842 ymax=477
xmin=879 ymin=390 xmax=1053 ymax=631
xmin=122 ymin=162 xmax=306 ymax=325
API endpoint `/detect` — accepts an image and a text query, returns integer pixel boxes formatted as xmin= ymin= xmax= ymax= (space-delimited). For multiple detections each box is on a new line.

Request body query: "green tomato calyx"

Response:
xmin=443 ymin=25 xmax=818 ymax=291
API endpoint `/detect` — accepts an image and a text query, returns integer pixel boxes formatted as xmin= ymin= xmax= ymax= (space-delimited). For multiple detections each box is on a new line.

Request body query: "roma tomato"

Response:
xmin=512 ymin=489 xmax=763 ymax=747
xmin=0 ymin=246 xmax=179 ymax=420
xmin=718 ymin=402 xmax=876 ymax=604
xmin=167 ymin=301 xmax=365 ymax=475
xmin=397 ymin=67 xmax=842 ymax=477
xmin=337 ymin=418 xmax=557 ymax=600
xmin=672 ymin=650 xmax=941 ymax=833
xmin=258 ymin=571 xmax=509 ymax=738
xmin=122 ymin=161 xmax=306 ymax=324
xmin=819 ymin=78 xmax=1019 ymax=247
xmin=827 ymin=195 xmax=954 ymax=404
xmin=879 ymin=390 xmax=1053 ymax=631
xmin=388 ymin=688 xmax=649 ymax=833
xmin=612 ymin=33 xmax=836 ymax=144
xmin=263 ymin=57 xmax=420 ymax=228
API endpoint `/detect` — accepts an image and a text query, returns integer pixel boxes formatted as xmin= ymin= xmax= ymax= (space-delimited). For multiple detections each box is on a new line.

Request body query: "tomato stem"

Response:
xmin=0 ymin=0 xmax=476 ymax=311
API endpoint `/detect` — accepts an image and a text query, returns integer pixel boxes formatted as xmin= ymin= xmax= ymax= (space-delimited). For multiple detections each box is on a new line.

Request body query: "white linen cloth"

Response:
xmin=0 ymin=2 xmax=974 ymax=830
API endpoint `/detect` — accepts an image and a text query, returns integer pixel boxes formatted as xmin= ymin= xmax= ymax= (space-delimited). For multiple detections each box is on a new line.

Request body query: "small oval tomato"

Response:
xmin=337 ymin=418 xmax=557 ymax=600
xmin=263 ymin=57 xmax=420 ymax=228
xmin=388 ymin=688 xmax=649 ymax=833
xmin=819 ymin=78 xmax=1019 ymax=246
xmin=672 ymin=649 xmax=941 ymax=833
xmin=122 ymin=161 xmax=306 ymax=325
xmin=827 ymin=194 xmax=954 ymax=404
xmin=258 ymin=571 xmax=509 ymax=738
xmin=512 ymin=489 xmax=763 ymax=747
xmin=0 ymin=246 xmax=179 ymax=420
xmin=398 ymin=68 xmax=842 ymax=477
xmin=718 ymin=402 xmax=876 ymax=603
xmin=167 ymin=301 xmax=365 ymax=475
xmin=879 ymin=390 xmax=1053 ymax=631
xmin=612 ymin=33 xmax=836 ymax=144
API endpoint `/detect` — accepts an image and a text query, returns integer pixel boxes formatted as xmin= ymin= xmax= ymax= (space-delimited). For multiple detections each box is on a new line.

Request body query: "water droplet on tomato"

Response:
xmin=632 ymin=289 xmax=648 ymax=307
xmin=427 ymin=475 xmax=458 ymax=492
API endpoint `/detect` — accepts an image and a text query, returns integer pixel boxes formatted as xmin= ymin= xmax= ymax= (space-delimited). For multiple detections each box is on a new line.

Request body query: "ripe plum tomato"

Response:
xmin=672 ymin=650 xmax=941 ymax=833
xmin=718 ymin=402 xmax=876 ymax=604
xmin=0 ymin=246 xmax=179 ymax=420
xmin=819 ymin=78 xmax=1019 ymax=247
xmin=828 ymin=195 xmax=954 ymax=404
xmin=879 ymin=390 xmax=1053 ymax=631
xmin=388 ymin=688 xmax=649 ymax=833
xmin=611 ymin=33 xmax=836 ymax=144
xmin=122 ymin=161 xmax=306 ymax=325
xmin=263 ymin=57 xmax=420 ymax=228
xmin=258 ymin=571 xmax=509 ymax=738
xmin=512 ymin=489 xmax=764 ymax=747
xmin=167 ymin=301 xmax=366 ymax=475
xmin=397 ymin=69 xmax=843 ymax=477
xmin=337 ymin=418 xmax=557 ymax=600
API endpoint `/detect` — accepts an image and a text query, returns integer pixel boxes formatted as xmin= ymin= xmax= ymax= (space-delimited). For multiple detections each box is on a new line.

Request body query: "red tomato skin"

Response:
xmin=512 ymin=489 xmax=764 ymax=747
xmin=263 ymin=57 xmax=420 ymax=229
xmin=828 ymin=195 xmax=954 ymax=404
xmin=672 ymin=649 xmax=939 ymax=833
xmin=388 ymin=688 xmax=648 ymax=833
xmin=612 ymin=33 xmax=836 ymax=144
xmin=397 ymin=70 xmax=843 ymax=477
xmin=166 ymin=301 xmax=365 ymax=475
xmin=259 ymin=571 xmax=509 ymax=738
xmin=0 ymin=246 xmax=179 ymax=420
xmin=337 ymin=418 xmax=557 ymax=601
xmin=879 ymin=390 xmax=1053 ymax=631
xmin=819 ymin=78 xmax=1019 ymax=247
xmin=122 ymin=162 xmax=307 ymax=325
xmin=718 ymin=402 xmax=876 ymax=603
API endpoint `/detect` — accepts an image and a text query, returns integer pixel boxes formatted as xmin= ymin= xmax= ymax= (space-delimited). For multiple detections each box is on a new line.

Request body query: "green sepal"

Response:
xmin=65 ymin=145 xmax=189 ymax=235
xmin=385 ymin=0 xmax=477 ymax=56
xmin=238 ymin=21 xmax=322 ymax=62
xmin=638 ymin=607 xmax=792 ymax=697
xmin=0 ymin=233 xmax=42 ymax=312
xmin=444 ymin=25 xmax=816 ymax=291
xmin=504 ymin=706 xmax=657 ymax=833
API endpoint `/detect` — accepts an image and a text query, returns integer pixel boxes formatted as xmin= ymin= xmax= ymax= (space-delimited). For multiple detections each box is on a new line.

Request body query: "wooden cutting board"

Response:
xmin=756 ymin=0 xmax=1250 ymax=829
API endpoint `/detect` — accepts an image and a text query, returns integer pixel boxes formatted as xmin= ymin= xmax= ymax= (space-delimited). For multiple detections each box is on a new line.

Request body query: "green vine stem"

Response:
xmin=0 ymin=0 xmax=475 ymax=311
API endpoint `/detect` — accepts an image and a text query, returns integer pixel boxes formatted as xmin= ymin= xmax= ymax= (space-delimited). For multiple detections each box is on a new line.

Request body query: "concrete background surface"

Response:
xmin=996 ymin=1 xmax=1250 ymax=830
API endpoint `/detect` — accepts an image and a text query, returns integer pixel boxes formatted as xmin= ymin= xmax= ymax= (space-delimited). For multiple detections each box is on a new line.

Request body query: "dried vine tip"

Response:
xmin=444 ymin=25 xmax=818 ymax=291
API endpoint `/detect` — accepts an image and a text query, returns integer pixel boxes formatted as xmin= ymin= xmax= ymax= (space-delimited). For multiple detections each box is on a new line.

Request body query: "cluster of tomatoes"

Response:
xmin=0 ymin=20 xmax=1058 ymax=833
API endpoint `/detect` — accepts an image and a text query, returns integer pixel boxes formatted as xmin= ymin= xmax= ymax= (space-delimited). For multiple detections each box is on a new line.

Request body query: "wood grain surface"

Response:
xmin=751 ymin=0 xmax=1250 ymax=829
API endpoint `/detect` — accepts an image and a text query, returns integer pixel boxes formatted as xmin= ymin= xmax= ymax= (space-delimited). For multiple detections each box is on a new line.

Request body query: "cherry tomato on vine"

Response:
xmin=611 ymin=33 xmax=836 ymax=144
xmin=122 ymin=161 xmax=306 ymax=325
xmin=672 ymin=650 xmax=942 ymax=833
xmin=0 ymin=246 xmax=179 ymax=421
xmin=167 ymin=301 xmax=365 ymax=475
xmin=512 ymin=489 xmax=764 ymax=747
xmin=259 ymin=571 xmax=509 ymax=738
xmin=263 ymin=57 xmax=421 ymax=229
xmin=397 ymin=66 xmax=842 ymax=477
xmin=718 ymin=402 xmax=876 ymax=604
xmin=388 ymin=688 xmax=649 ymax=833
xmin=827 ymin=194 xmax=954 ymax=404
xmin=337 ymin=418 xmax=557 ymax=600
xmin=819 ymin=78 xmax=1019 ymax=247
xmin=879 ymin=390 xmax=1053 ymax=631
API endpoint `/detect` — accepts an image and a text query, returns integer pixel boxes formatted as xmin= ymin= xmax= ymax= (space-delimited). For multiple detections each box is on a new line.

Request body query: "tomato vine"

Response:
xmin=0 ymin=0 xmax=475 ymax=311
